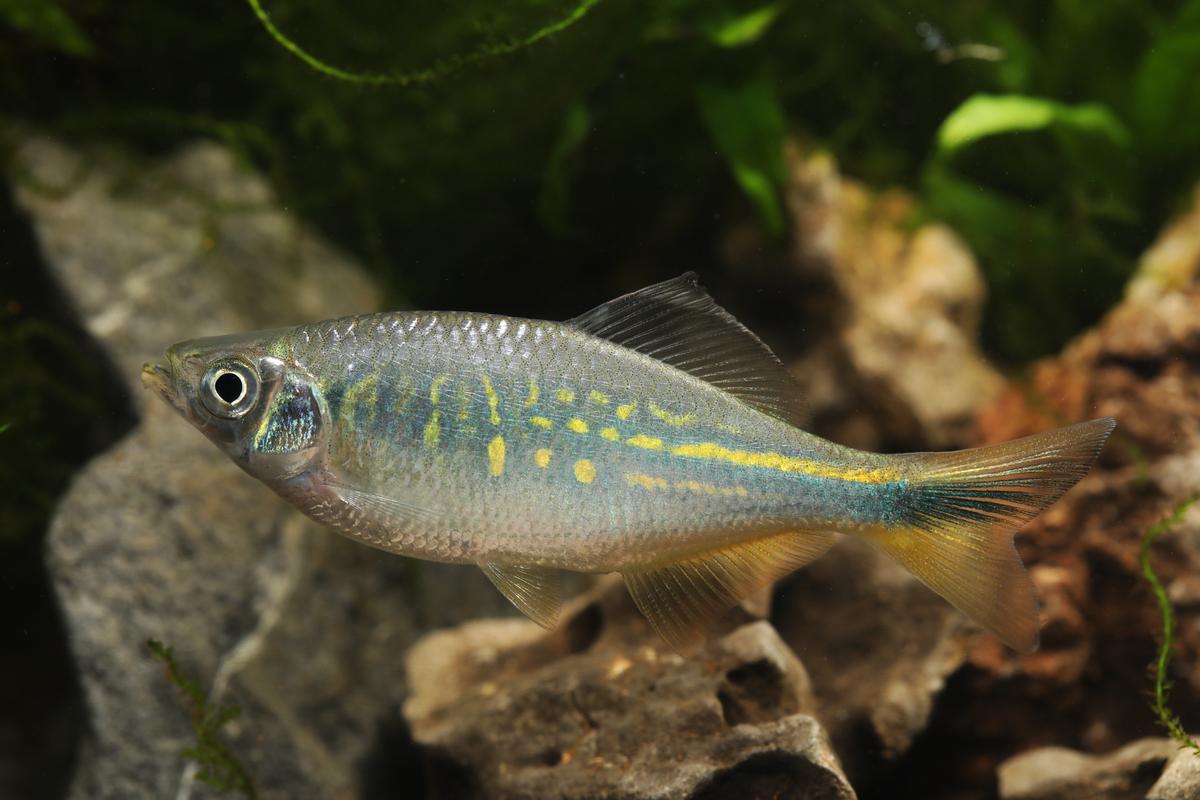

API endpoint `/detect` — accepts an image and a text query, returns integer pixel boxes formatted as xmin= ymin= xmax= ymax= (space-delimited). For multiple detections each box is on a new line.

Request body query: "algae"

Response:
xmin=146 ymin=640 xmax=258 ymax=799
xmin=1140 ymin=494 xmax=1200 ymax=756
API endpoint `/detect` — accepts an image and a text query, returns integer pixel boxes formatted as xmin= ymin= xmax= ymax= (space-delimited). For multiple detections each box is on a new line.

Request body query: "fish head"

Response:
xmin=142 ymin=330 xmax=328 ymax=483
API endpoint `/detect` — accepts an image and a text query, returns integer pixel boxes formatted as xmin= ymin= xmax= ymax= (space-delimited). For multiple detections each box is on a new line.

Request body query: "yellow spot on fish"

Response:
xmin=567 ymin=418 xmax=589 ymax=434
xmin=341 ymin=374 xmax=380 ymax=426
xmin=481 ymin=375 xmax=501 ymax=425
xmin=669 ymin=442 xmax=899 ymax=484
xmin=626 ymin=434 xmax=664 ymax=451
xmin=530 ymin=416 xmax=554 ymax=430
xmin=423 ymin=410 xmax=441 ymax=447
xmin=534 ymin=448 xmax=552 ymax=468
xmin=616 ymin=402 xmax=637 ymax=420
xmin=556 ymin=388 xmax=576 ymax=404
xmin=624 ymin=472 xmax=668 ymax=490
xmin=588 ymin=390 xmax=609 ymax=405
xmin=524 ymin=381 xmax=540 ymax=407
xmin=429 ymin=374 xmax=449 ymax=406
xmin=487 ymin=435 xmax=506 ymax=477
xmin=573 ymin=458 xmax=596 ymax=484
xmin=648 ymin=401 xmax=696 ymax=427
xmin=600 ymin=427 xmax=620 ymax=441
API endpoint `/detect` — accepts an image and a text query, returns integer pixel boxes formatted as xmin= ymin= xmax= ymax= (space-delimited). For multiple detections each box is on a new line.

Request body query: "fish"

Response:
xmin=142 ymin=273 xmax=1114 ymax=652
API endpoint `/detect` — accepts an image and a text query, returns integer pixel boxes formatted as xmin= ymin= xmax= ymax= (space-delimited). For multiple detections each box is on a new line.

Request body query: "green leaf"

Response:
xmin=936 ymin=94 xmax=1129 ymax=155
xmin=1133 ymin=27 xmax=1200 ymax=157
xmin=539 ymin=100 xmax=592 ymax=236
xmin=0 ymin=0 xmax=94 ymax=56
xmin=695 ymin=79 xmax=787 ymax=235
xmin=0 ymin=422 xmax=9 ymax=435
xmin=703 ymin=2 xmax=786 ymax=48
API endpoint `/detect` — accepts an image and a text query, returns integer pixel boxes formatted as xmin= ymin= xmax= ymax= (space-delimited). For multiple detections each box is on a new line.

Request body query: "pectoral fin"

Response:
xmin=480 ymin=562 xmax=563 ymax=629
xmin=622 ymin=530 xmax=836 ymax=650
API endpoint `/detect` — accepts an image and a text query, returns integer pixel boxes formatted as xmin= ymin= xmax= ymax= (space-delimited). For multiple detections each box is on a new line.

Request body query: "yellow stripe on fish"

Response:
xmin=668 ymin=441 xmax=900 ymax=484
xmin=481 ymin=375 xmax=502 ymax=425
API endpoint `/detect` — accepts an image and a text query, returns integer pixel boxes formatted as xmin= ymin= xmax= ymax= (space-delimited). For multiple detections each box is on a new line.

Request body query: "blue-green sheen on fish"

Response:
xmin=142 ymin=273 xmax=1114 ymax=651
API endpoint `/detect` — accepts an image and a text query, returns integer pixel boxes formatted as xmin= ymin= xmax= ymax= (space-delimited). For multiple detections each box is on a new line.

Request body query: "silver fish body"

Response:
xmin=144 ymin=274 xmax=1113 ymax=651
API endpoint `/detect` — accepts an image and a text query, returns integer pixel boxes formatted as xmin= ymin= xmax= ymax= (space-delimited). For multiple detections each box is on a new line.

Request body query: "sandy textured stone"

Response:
xmin=17 ymin=136 xmax=515 ymax=800
xmin=404 ymin=581 xmax=854 ymax=800
xmin=1148 ymin=743 xmax=1200 ymax=800
xmin=998 ymin=738 xmax=1176 ymax=800
xmin=771 ymin=539 xmax=967 ymax=785
xmin=779 ymin=142 xmax=1003 ymax=451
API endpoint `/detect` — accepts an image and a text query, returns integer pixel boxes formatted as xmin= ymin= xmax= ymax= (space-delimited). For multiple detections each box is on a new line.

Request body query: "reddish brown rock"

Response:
xmin=906 ymin=186 xmax=1200 ymax=795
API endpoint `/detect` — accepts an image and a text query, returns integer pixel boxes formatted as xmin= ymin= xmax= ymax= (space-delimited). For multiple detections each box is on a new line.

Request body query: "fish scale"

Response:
xmin=143 ymin=273 xmax=1114 ymax=652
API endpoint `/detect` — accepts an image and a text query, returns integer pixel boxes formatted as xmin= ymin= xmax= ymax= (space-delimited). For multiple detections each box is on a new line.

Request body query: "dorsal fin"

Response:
xmin=567 ymin=273 xmax=805 ymax=426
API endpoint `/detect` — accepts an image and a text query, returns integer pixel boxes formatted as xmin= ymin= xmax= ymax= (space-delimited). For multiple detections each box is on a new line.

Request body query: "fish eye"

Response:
xmin=200 ymin=360 xmax=260 ymax=418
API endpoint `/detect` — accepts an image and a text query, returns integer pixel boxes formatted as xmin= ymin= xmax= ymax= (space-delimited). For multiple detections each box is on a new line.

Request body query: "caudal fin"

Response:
xmin=866 ymin=418 xmax=1115 ymax=652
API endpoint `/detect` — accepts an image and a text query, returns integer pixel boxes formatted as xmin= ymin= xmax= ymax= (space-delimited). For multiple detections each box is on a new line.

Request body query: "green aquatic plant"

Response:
xmin=245 ymin=0 xmax=602 ymax=86
xmin=0 ymin=0 xmax=93 ymax=56
xmin=146 ymin=640 xmax=258 ymax=799
xmin=1139 ymin=494 xmax=1200 ymax=756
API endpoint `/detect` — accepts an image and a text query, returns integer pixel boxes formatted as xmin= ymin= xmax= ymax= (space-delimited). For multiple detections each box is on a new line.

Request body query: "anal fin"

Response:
xmin=480 ymin=562 xmax=563 ymax=629
xmin=622 ymin=530 xmax=836 ymax=650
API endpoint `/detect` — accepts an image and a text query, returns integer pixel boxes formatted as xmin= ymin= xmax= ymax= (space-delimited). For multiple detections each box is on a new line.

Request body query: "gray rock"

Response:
xmin=997 ymin=738 xmax=1177 ymax=800
xmin=404 ymin=580 xmax=855 ymax=799
xmin=771 ymin=538 xmax=967 ymax=782
xmin=1147 ymin=744 xmax=1200 ymax=800
xmin=15 ymin=136 xmax=517 ymax=799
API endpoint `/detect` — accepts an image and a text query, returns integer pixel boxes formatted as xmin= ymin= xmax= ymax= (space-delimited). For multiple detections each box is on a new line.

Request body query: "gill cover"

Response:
xmin=249 ymin=357 xmax=327 ymax=476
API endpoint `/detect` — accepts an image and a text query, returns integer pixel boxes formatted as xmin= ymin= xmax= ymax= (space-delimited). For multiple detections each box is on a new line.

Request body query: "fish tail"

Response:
xmin=867 ymin=417 xmax=1115 ymax=652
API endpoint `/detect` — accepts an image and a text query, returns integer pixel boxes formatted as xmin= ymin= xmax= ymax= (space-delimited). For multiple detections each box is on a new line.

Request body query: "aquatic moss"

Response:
xmin=1139 ymin=494 xmax=1200 ymax=756
xmin=146 ymin=640 xmax=258 ymax=799
xmin=246 ymin=0 xmax=603 ymax=86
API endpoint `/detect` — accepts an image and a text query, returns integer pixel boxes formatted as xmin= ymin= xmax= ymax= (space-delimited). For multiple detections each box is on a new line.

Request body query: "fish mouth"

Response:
xmin=141 ymin=361 xmax=185 ymax=415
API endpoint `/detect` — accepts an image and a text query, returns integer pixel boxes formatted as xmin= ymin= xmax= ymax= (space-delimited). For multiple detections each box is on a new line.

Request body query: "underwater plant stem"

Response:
xmin=146 ymin=640 xmax=258 ymax=799
xmin=1139 ymin=494 xmax=1200 ymax=754
xmin=245 ymin=0 xmax=602 ymax=86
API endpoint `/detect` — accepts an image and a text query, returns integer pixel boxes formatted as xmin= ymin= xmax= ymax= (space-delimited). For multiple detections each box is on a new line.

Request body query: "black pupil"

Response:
xmin=214 ymin=372 xmax=244 ymax=404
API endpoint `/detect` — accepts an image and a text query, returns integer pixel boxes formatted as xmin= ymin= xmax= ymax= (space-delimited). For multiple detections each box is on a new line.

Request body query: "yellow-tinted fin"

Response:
xmin=870 ymin=417 xmax=1116 ymax=652
xmin=480 ymin=562 xmax=563 ymax=629
xmin=565 ymin=272 xmax=806 ymax=426
xmin=622 ymin=529 xmax=836 ymax=651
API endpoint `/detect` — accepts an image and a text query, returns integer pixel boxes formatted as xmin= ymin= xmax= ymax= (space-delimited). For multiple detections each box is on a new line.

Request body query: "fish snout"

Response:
xmin=141 ymin=360 xmax=185 ymax=415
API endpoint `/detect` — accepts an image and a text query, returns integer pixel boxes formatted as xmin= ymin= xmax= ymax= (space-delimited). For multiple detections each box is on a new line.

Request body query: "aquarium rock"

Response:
xmin=770 ymin=538 xmax=967 ymax=783
xmin=15 ymin=136 xmax=514 ymax=799
xmin=776 ymin=143 xmax=1003 ymax=451
xmin=925 ymin=184 xmax=1200 ymax=788
xmin=1147 ymin=743 xmax=1200 ymax=800
xmin=403 ymin=579 xmax=854 ymax=799
xmin=997 ymin=738 xmax=1178 ymax=800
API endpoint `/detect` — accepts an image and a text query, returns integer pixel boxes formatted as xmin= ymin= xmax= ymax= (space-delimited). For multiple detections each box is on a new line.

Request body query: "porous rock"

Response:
xmin=902 ymin=184 xmax=1200 ymax=792
xmin=15 ymin=136 xmax=516 ymax=799
xmin=779 ymin=142 xmax=1003 ymax=451
xmin=773 ymin=538 xmax=967 ymax=759
xmin=403 ymin=579 xmax=855 ymax=800
xmin=997 ymin=738 xmax=1177 ymax=800
xmin=720 ymin=144 xmax=988 ymax=786
xmin=1147 ymin=743 xmax=1200 ymax=800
